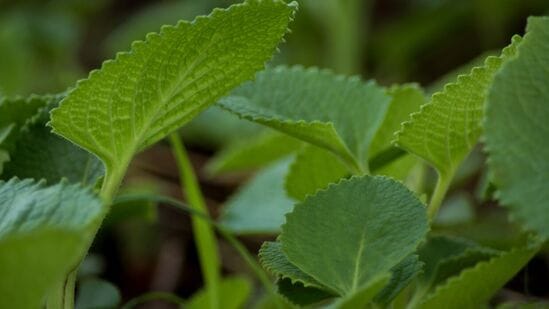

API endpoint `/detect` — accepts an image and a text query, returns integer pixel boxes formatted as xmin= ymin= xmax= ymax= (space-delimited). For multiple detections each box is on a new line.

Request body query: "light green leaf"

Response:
xmin=418 ymin=241 xmax=540 ymax=309
xmin=50 ymin=0 xmax=297 ymax=182
xmin=219 ymin=66 xmax=391 ymax=172
xmin=485 ymin=17 xmax=549 ymax=238
xmin=0 ymin=178 xmax=104 ymax=308
xmin=76 ymin=278 xmax=121 ymax=309
xmin=259 ymin=241 xmax=328 ymax=290
xmin=219 ymin=159 xmax=295 ymax=235
xmin=285 ymin=144 xmax=349 ymax=201
xmin=185 ymin=276 xmax=252 ymax=309
xmin=281 ymin=176 xmax=429 ymax=297
xmin=206 ymin=131 xmax=301 ymax=175
xmin=395 ymin=35 xmax=521 ymax=177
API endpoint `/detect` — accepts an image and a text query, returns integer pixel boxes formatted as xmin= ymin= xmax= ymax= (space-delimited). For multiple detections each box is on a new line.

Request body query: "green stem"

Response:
xmin=427 ymin=173 xmax=452 ymax=220
xmin=169 ymin=133 xmax=220 ymax=309
xmin=46 ymin=270 xmax=77 ymax=309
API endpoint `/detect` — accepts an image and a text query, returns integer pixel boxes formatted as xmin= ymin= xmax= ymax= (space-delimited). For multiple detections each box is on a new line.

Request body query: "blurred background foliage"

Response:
xmin=1 ymin=0 xmax=549 ymax=307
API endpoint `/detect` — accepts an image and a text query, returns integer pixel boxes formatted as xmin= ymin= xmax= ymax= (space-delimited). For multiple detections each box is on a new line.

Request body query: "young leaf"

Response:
xmin=218 ymin=66 xmax=391 ymax=172
xmin=280 ymin=176 xmax=429 ymax=297
xmin=417 ymin=240 xmax=540 ymax=309
xmin=394 ymin=35 xmax=521 ymax=177
xmin=206 ymin=131 xmax=301 ymax=176
xmin=0 ymin=178 xmax=104 ymax=308
xmin=485 ymin=17 xmax=549 ymax=238
xmin=395 ymin=36 xmax=522 ymax=218
xmin=284 ymin=145 xmax=349 ymax=201
xmin=219 ymin=159 xmax=295 ymax=235
xmin=50 ymin=0 xmax=297 ymax=185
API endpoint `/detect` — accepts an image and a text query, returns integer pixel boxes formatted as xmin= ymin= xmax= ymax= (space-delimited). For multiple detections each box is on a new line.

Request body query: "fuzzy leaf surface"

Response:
xmin=485 ymin=17 xmax=549 ymax=238
xmin=50 ymin=0 xmax=296 ymax=177
xmin=0 ymin=178 xmax=104 ymax=308
xmin=395 ymin=36 xmax=521 ymax=176
xmin=219 ymin=159 xmax=294 ymax=235
xmin=219 ymin=66 xmax=391 ymax=171
xmin=281 ymin=176 xmax=429 ymax=296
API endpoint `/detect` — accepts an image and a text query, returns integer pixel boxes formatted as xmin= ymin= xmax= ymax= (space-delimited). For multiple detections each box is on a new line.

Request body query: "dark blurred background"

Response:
xmin=1 ymin=0 xmax=549 ymax=307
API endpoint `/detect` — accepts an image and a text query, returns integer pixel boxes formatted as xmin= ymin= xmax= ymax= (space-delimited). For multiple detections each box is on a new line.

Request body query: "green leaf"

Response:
xmin=417 ymin=241 xmax=540 ymax=309
xmin=395 ymin=35 xmax=522 ymax=177
xmin=374 ymin=255 xmax=423 ymax=305
xmin=285 ymin=145 xmax=349 ymax=201
xmin=0 ymin=94 xmax=57 ymax=172
xmin=50 ymin=0 xmax=297 ymax=182
xmin=259 ymin=241 xmax=327 ymax=290
xmin=76 ymin=278 xmax=121 ymax=309
xmin=485 ymin=17 xmax=549 ymax=239
xmin=3 ymin=98 xmax=103 ymax=184
xmin=276 ymin=278 xmax=335 ymax=307
xmin=185 ymin=276 xmax=252 ymax=309
xmin=219 ymin=66 xmax=391 ymax=172
xmin=219 ymin=159 xmax=295 ymax=235
xmin=414 ymin=236 xmax=499 ymax=303
xmin=280 ymin=176 xmax=429 ymax=297
xmin=0 ymin=178 xmax=104 ymax=308
xmin=333 ymin=274 xmax=391 ymax=309
xmin=206 ymin=131 xmax=301 ymax=175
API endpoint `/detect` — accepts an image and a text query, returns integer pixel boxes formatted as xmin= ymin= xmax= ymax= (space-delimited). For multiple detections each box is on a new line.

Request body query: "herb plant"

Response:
xmin=0 ymin=1 xmax=548 ymax=308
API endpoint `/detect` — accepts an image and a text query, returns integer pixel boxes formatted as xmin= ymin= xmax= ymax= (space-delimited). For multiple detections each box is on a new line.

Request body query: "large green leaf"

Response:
xmin=417 ymin=241 xmax=540 ymax=309
xmin=485 ymin=17 xmax=549 ymax=238
xmin=50 ymin=0 xmax=296 ymax=182
xmin=280 ymin=176 xmax=429 ymax=297
xmin=219 ymin=159 xmax=295 ymax=235
xmin=219 ymin=66 xmax=391 ymax=172
xmin=395 ymin=35 xmax=521 ymax=177
xmin=0 ymin=178 xmax=104 ymax=308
